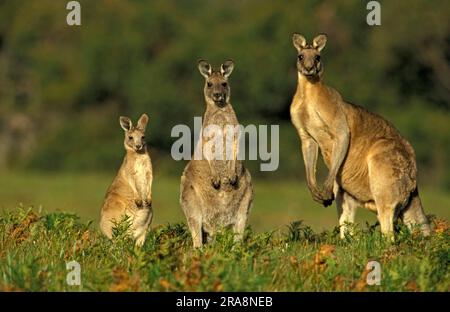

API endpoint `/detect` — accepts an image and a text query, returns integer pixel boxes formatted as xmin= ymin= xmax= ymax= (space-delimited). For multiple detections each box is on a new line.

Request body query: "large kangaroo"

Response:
xmin=100 ymin=114 xmax=153 ymax=246
xmin=290 ymin=34 xmax=430 ymax=238
xmin=180 ymin=60 xmax=253 ymax=248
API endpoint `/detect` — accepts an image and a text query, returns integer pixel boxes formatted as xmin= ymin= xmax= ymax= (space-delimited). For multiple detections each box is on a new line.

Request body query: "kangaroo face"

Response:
xmin=198 ymin=60 xmax=234 ymax=108
xmin=119 ymin=114 xmax=149 ymax=153
xmin=292 ymin=34 xmax=327 ymax=78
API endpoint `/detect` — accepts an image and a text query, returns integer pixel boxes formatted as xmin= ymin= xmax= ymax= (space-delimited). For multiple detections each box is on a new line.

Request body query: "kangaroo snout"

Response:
xmin=213 ymin=92 xmax=224 ymax=102
xmin=304 ymin=67 xmax=315 ymax=75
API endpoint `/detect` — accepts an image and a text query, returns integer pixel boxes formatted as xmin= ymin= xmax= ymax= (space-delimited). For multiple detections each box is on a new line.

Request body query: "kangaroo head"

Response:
xmin=292 ymin=33 xmax=327 ymax=78
xmin=198 ymin=59 xmax=234 ymax=108
xmin=119 ymin=113 xmax=149 ymax=153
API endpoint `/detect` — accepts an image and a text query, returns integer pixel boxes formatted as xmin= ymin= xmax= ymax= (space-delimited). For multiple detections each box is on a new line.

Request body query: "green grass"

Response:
xmin=0 ymin=171 xmax=449 ymax=291
xmin=0 ymin=170 xmax=449 ymax=232
xmin=0 ymin=208 xmax=448 ymax=291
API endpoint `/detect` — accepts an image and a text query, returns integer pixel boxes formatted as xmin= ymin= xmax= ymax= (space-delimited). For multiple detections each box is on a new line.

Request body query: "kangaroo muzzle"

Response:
xmin=212 ymin=93 xmax=226 ymax=105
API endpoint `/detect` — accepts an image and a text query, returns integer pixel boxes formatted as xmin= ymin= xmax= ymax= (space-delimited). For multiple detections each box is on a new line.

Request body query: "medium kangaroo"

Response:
xmin=100 ymin=113 xmax=153 ymax=246
xmin=290 ymin=33 xmax=430 ymax=239
xmin=180 ymin=60 xmax=253 ymax=248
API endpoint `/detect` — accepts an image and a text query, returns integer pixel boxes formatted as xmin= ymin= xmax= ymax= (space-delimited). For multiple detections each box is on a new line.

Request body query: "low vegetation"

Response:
xmin=1 ymin=208 xmax=448 ymax=291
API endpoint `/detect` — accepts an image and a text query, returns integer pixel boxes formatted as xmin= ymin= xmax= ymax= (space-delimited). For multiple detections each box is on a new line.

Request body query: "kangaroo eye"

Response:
xmin=315 ymin=55 xmax=321 ymax=62
xmin=128 ymin=136 xmax=133 ymax=140
xmin=298 ymin=54 xmax=304 ymax=61
xmin=141 ymin=136 xmax=145 ymax=140
xmin=207 ymin=82 xmax=212 ymax=87
xmin=221 ymin=82 xmax=227 ymax=87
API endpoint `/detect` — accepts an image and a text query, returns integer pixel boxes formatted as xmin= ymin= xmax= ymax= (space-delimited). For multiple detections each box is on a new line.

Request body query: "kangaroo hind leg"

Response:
xmin=399 ymin=189 xmax=430 ymax=236
xmin=335 ymin=183 xmax=358 ymax=239
xmin=368 ymin=149 xmax=410 ymax=240
xmin=180 ymin=180 xmax=204 ymax=248
xmin=233 ymin=184 xmax=253 ymax=242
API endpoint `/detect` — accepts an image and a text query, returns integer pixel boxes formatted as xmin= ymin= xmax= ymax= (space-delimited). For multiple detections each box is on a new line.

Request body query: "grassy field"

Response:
xmin=0 ymin=171 xmax=449 ymax=291
xmin=0 ymin=171 xmax=449 ymax=232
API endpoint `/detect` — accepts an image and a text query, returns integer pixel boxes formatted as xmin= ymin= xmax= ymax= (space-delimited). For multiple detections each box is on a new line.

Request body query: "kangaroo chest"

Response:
xmin=295 ymin=99 xmax=335 ymax=166
xmin=129 ymin=155 xmax=152 ymax=197
xmin=203 ymin=110 xmax=238 ymax=133
xmin=202 ymin=109 xmax=239 ymax=171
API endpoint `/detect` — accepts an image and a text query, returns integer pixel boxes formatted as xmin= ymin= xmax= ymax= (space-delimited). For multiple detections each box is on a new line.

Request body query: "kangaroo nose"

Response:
xmin=213 ymin=93 xmax=221 ymax=98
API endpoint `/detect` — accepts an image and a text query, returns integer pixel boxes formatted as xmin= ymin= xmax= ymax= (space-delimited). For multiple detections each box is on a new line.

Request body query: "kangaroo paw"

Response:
xmin=319 ymin=187 xmax=334 ymax=207
xmin=311 ymin=187 xmax=334 ymax=207
xmin=230 ymin=174 xmax=238 ymax=187
xmin=211 ymin=177 xmax=221 ymax=190
xmin=135 ymin=199 xmax=144 ymax=208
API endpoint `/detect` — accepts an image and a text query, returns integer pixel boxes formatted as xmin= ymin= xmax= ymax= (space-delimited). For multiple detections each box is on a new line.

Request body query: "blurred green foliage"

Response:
xmin=0 ymin=0 xmax=449 ymax=189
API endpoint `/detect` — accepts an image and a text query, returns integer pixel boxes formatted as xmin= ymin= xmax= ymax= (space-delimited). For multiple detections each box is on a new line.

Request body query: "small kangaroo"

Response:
xmin=180 ymin=60 xmax=253 ymax=248
xmin=100 ymin=113 xmax=153 ymax=246
xmin=290 ymin=33 xmax=430 ymax=239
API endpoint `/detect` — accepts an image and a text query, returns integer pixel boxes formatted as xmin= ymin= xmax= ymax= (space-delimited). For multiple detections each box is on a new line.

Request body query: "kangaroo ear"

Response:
xmin=120 ymin=116 xmax=132 ymax=131
xmin=137 ymin=113 xmax=149 ymax=131
xmin=313 ymin=34 xmax=327 ymax=52
xmin=198 ymin=60 xmax=212 ymax=78
xmin=220 ymin=60 xmax=234 ymax=78
xmin=292 ymin=33 xmax=307 ymax=52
